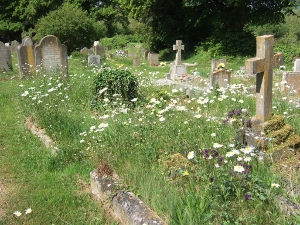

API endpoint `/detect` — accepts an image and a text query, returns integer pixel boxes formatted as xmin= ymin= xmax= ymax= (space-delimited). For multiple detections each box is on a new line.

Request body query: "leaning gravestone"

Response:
xmin=169 ymin=40 xmax=187 ymax=79
xmin=294 ymin=59 xmax=300 ymax=72
xmin=88 ymin=55 xmax=100 ymax=66
xmin=17 ymin=37 xmax=35 ymax=78
xmin=22 ymin=36 xmax=34 ymax=46
xmin=35 ymin=35 xmax=68 ymax=77
xmin=11 ymin=40 xmax=20 ymax=53
xmin=0 ymin=41 xmax=12 ymax=71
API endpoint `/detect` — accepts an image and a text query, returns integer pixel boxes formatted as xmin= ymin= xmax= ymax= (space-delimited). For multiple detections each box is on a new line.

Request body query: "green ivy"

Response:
xmin=92 ymin=69 xmax=138 ymax=109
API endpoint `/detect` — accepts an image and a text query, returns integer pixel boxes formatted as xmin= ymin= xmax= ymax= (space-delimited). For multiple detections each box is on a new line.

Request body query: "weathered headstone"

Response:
xmin=245 ymin=35 xmax=274 ymax=123
xmin=273 ymin=52 xmax=284 ymax=68
xmin=169 ymin=40 xmax=187 ymax=79
xmin=143 ymin=50 xmax=149 ymax=60
xmin=281 ymin=72 xmax=300 ymax=94
xmin=294 ymin=59 xmax=300 ymax=72
xmin=211 ymin=59 xmax=226 ymax=72
xmin=210 ymin=69 xmax=231 ymax=88
xmin=17 ymin=39 xmax=35 ymax=78
xmin=133 ymin=57 xmax=140 ymax=67
xmin=22 ymin=36 xmax=34 ymax=46
xmin=80 ymin=47 xmax=93 ymax=55
xmin=88 ymin=55 xmax=100 ymax=66
xmin=11 ymin=40 xmax=20 ymax=53
xmin=94 ymin=44 xmax=105 ymax=58
xmin=149 ymin=53 xmax=159 ymax=66
xmin=0 ymin=41 xmax=12 ymax=71
xmin=35 ymin=35 xmax=68 ymax=77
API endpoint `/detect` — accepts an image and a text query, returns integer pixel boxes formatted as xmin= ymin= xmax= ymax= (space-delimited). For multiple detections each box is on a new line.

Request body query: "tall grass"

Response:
xmin=3 ymin=49 xmax=300 ymax=224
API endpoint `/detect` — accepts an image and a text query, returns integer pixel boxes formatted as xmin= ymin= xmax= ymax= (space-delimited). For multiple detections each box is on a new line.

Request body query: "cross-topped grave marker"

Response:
xmin=245 ymin=35 xmax=274 ymax=123
xmin=173 ymin=40 xmax=184 ymax=65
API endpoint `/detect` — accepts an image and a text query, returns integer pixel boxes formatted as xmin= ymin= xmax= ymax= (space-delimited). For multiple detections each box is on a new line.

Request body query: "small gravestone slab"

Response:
xmin=273 ymin=52 xmax=284 ymax=68
xmin=88 ymin=55 xmax=100 ymax=66
xmin=22 ymin=36 xmax=34 ymax=46
xmin=17 ymin=41 xmax=35 ymax=78
xmin=94 ymin=44 xmax=105 ymax=57
xmin=281 ymin=72 xmax=300 ymax=94
xmin=294 ymin=59 xmax=300 ymax=72
xmin=35 ymin=35 xmax=68 ymax=77
xmin=211 ymin=59 xmax=226 ymax=72
xmin=143 ymin=50 xmax=149 ymax=60
xmin=210 ymin=69 xmax=231 ymax=88
xmin=0 ymin=41 xmax=12 ymax=71
xmin=11 ymin=40 xmax=20 ymax=53
xmin=80 ymin=47 xmax=93 ymax=55
xmin=149 ymin=53 xmax=159 ymax=66
xmin=133 ymin=57 xmax=140 ymax=67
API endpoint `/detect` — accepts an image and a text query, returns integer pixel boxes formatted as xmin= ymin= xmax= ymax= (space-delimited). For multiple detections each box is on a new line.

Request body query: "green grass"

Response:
xmin=1 ymin=48 xmax=300 ymax=224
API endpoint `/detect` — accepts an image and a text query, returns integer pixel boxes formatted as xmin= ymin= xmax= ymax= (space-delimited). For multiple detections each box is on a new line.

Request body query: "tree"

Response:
xmin=119 ymin=0 xmax=299 ymax=55
xmin=33 ymin=2 xmax=106 ymax=53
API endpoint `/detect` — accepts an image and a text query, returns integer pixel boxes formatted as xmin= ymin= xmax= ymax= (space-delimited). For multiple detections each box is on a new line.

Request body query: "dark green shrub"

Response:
xmin=92 ymin=69 xmax=139 ymax=109
xmin=33 ymin=2 xmax=106 ymax=54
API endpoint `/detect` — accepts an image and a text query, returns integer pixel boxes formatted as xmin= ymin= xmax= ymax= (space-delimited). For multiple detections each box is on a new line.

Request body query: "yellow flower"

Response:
xmin=183 ymin=171 xmax=189 ymax=176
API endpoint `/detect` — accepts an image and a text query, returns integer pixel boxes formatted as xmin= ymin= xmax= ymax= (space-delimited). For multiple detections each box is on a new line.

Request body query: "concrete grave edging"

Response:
xmin=90 ymin=170 xmax=167 ymax=225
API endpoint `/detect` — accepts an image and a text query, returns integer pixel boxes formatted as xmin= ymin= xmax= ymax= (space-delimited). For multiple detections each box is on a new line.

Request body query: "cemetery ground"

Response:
xmin=1 ymin=47 xmax=300 ymax=225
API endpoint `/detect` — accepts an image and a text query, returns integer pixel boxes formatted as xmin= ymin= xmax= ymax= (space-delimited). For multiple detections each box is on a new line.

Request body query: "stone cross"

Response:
xmin=245 ymin=35 xmax=274 ymax=123
xmin=173 ymin=40 xmax=184 ymax=65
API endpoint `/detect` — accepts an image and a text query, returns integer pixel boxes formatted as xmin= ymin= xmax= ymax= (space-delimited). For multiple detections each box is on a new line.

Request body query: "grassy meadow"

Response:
xmin=1 ymin=45 xmax=300 ymax=224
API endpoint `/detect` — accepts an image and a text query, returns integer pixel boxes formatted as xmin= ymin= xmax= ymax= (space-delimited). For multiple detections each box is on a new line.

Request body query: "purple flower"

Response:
xmin=244 ymin=193 xmax=252 ymax=201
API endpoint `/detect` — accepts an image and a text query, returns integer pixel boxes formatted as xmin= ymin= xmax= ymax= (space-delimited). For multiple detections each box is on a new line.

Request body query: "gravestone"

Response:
xmin=80 ymin=47 xmax=93 ymax=55
xmin=133 ymin=57 xmax=140 ymax=67
xmin=0 ymin=41 xmax=12 ymax=71
xmin=94 ymin=44 xmax=105 ymax=58
xmin=143 ymin=50 xmax=149 ymax=60
xmin=17 ymin=39 xmax=35 ymax=78
xmin=294 ymin=59 xmax=300 ymax=72
xmin=5 ymin=43 xmax=11 ymax=52
xmin=273 ymin=52 xmax=284 ymax=68
xmin=22 ymin=36 xmax=33 ymax=46
xmin=11 ymin=40 xmax=20 ymax=53
xmin=149 ymin=53 xmax=159 ymax=66
xmin=281 ymin=72 xmax=300 ymax=94
xmin=211 ymin=59 xmax=226 ymax=72
xmin=238 ymin=35 xmax=300 ymax=154
xmin=88 ymin=55 xmax=100 ymax=66
xmin=169 ymin=40 xmax=187 ymax=79
xmin=245 ymin=35 xmax=274 ymax=123
xmin=35 ymin=35 xmax=68 ymax=77
xmin=210 ymin=69 xmax=231 ymax=88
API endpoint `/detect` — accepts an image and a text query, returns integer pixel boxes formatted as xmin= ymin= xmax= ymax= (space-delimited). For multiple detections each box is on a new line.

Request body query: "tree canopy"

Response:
xmin=0 ymin=0 xmax=299 ymax=55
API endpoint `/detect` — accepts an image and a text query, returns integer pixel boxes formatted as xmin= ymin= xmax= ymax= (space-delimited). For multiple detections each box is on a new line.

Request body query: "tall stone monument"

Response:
xmin=169 ymin=40 xmax=187 ymax=79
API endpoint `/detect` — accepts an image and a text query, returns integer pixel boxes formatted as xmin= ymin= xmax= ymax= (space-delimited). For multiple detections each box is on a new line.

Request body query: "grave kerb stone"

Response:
xmin=245 ymin=35 xmax=274 ymax=123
